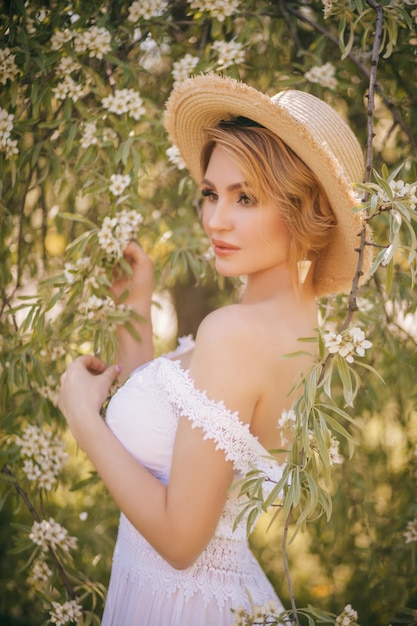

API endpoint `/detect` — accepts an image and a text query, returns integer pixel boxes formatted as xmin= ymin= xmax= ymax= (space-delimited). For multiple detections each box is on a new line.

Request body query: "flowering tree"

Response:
xmin=1 ymin=1 xmax=416 ymax=625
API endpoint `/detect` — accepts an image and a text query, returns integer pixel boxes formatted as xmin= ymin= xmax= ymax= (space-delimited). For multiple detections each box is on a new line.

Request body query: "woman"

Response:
xmin=58 ymin=75 xmax=371 ymax=625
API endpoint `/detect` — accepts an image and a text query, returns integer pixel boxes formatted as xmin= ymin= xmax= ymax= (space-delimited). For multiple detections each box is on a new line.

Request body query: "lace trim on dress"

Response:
xmin=157 ymin=357 xmax=283 ymax=482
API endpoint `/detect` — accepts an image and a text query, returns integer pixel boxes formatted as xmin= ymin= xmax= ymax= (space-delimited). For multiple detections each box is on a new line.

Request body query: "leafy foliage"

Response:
xmin=0 ymin=1 xmax=417 ymax=625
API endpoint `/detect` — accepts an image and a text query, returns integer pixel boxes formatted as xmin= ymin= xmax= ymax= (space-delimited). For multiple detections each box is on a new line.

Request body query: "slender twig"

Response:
xmin=364 ymin=0 xmax=385 ymax=185
xmin=1 ymin=465 xmax=77 ymax=599
xmin=282 ymin=506 xmax=300 ymax=626
xmin=343 ymin=2 xmax=385 ymax=322
xmin=1 ymin=466 xmax=41 ymax=522
xmin=284 ymin=5 xmax=415 ymax=149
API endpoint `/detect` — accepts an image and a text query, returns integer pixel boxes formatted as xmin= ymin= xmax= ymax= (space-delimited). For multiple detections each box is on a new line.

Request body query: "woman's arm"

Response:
xmin=111 ymin=242 xmax=154 ymax=381
xmin=58 ymin=311 xmax=257 ymax=569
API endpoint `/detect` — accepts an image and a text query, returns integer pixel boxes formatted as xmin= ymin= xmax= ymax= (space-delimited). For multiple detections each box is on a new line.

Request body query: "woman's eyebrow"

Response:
xmin=201 ymin=178 xmax=247 ymax=192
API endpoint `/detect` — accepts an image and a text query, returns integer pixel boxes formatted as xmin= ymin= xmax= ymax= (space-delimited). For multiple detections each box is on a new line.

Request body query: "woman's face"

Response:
xmin=201 ymin=144 xmax=291 ymax=279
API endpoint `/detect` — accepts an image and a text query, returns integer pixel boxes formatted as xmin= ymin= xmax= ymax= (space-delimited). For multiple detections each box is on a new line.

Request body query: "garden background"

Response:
xmin=1 ymin=1 xmax=417 ymax=625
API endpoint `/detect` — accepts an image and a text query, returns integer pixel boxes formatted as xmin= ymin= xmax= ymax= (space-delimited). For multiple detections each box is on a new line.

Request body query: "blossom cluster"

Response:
xmin=80 ymin=295 xmax=118 ymax=323
xmin=79 ymin=120 xmax=117 ymax=150
xmin=102 ymin=88 xmax=146 ymax=120
xmin=97 ymin=208 xmax=143 ymax=258
xmin=29 ymin=517 xmax=77 ymax=553
xmin=321 ymin=0 xmax=336 ymax=19
xmin=403 ymin=518 xmax=417 ymax=544
xmin=51 ymin=26 xmax=111 ymax=59
xmin=278 ymin=408 xmax=297 ymax=445
xmin=323 ymin=326 xmax=372 ymax=363
xmin=305 ymin=62 xmax=337 ymax=90
xmin=128 ymin=0 xmax=168 ymax=21
xmin=0 ymin=47 xmax=18 ymax=84
xmin=212 ymin=40 xmax=245 ymax=70
xmin=0 ymin=108 xmax=19 ymax=158
xmin=231 ymin=600 xmax=283 ymax=626
xmin=63 ymin=256 xmax=107 ymax=290
xmin=27 ymin=559 xmax=53 ymax=587
xmin=166 ymin=145 xmax=186 ymax=170
xmin=308 ymin=428 xmax=344 ymax=466
xmin=188 ymin=0 xmax=241 ymax=22
xmin=335 ymin=604 xmax=358 ymax=626
xmin=109 ymin=173 xmax=131 ymax=196
xmin=53 ymin=76 xmax=85 ymax=102
xmin=15 ymin=424 xmax=68 ymax=491
xmin=73 ymin=26 xmax=112 ymax=59
xmin=328 ymin=434 xmax=344 ymax=466
xmin=172 ymin=54 xmax=199 ymax=85
xmin=49 ymin=599 xmax=83 ymax=626
xmin=55 ymin=56 xmax=81 ymax=77
xmin=36 ymin=375 xmax=60 ymax=407
xmin=382 ymin=178 xmax=417 ymax=210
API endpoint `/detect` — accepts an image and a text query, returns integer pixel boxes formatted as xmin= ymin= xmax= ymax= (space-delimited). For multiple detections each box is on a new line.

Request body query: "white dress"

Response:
xmin=102 ymin=343 xmax=285 ymax=626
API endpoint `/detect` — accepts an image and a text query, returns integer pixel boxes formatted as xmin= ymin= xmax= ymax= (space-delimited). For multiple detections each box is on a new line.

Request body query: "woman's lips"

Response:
xmin=212 ymin=239 xmax=240 ymax=257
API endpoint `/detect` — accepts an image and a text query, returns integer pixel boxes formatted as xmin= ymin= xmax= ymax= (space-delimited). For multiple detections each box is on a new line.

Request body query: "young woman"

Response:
xmin=58 ymin=75 xmax=371 ymax=625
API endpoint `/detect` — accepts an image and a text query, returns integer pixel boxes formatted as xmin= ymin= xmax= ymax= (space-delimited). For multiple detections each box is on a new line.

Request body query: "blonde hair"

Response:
xmin=201 ymin=119 xmax=336 ymax=287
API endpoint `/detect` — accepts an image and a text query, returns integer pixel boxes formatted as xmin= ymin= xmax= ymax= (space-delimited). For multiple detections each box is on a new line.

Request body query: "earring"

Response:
xmin=297 ymin=259 xmax=312 ymax=285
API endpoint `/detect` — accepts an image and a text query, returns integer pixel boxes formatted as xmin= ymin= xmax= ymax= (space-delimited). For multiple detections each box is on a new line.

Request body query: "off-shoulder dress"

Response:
xmin=101 ymin=342 xmax=285 ymax=625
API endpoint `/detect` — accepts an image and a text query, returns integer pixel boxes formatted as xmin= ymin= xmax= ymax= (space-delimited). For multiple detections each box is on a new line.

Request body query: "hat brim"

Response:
xmin=164 ymin=74 xmax=372 ymax=296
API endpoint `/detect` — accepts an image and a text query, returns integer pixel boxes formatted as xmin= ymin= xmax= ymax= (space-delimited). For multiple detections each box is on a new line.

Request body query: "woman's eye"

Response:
xmin=238 ymin=193 xmax=256 ymax=206
xmin=201 ymin=188 xmax=217 ymax=202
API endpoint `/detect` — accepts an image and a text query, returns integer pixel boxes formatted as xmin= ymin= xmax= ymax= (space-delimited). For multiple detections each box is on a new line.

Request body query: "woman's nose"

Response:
xmin=206 ymin=200 xmax=232 ymax=231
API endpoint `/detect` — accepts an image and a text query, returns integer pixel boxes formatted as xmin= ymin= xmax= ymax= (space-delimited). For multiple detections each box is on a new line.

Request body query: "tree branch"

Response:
xmin=284 ymin=5 xmax=415 ymax=149
xmin=1 ymin=465 xmax=77 ymax=600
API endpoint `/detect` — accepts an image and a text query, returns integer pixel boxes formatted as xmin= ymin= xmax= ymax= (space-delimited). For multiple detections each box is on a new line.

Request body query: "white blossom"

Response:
xmin=166 ymin=144 xmax=186 ymax=170
xmin=329 ymin=436 xmax=344 ymax=466
xmin=102 ymin=127 xmax=117 ymax=143
xmin=0 ymin=107 xmax=19 ymax=158
xmin=335 ymin=604 xmax=358 ymax=626
xmin=53 ymin=76 xmax=84 ymax=102
xmin=305 ymin=62 xmax=337 ymax=90
xmin=380 ymin=179 xmax=417 ymax=210
xmin=51 ymin=28 xmax=75 ymax=51
xmin=128 ymin=0 xmax=168 ymax=21
xmin=278 ymin=408 xmax=297 ymax=444
xmin=212 ymin=39 xmax=245 ymax=70
xmin=321 ymin=0 xmax=335 ymax=19
xmin=188 ymin=0 xmax=241 ymax=22
xmin=404 ymin=518 xmax=417 ymax=544
xmin=29 ymin=518 xmax=77 ymax=552
xmin=323 ymin=326 xmax=372 ymax=364
xmin=49 ymin=599 xmax=83 ymax=626
xmin=102 ymin=88 xmax=145 ymax=120
xmin=172 ymin=54 xmax=199 ymax=85
xmin=63 ymin=256 xmax=91 ymax=284
xmin=73 ymin=26 xmax=111 ymax=59
xmin=98 ymin=208 xmax=143 ymax=258
xmin=27 ymin=559 xmax=52 ymax=586
xmin=80 ymin=121 xmax=98 ymax=149
xmin=109 ymin=173 xmax=131 ymax=196
xmin=15 ymin=424 xmax=68 ymax=489
xmin=56 ymin=56 xmax=81 ymax=76
xmin=231 ymin=599 xmax=282 ymax=625
xmin=0 ymin=47 xmax=18 ymax=84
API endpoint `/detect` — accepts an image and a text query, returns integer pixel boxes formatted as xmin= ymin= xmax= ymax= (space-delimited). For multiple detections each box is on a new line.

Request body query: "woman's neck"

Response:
xmin=240 ymin=263 xmax=314 ymax=306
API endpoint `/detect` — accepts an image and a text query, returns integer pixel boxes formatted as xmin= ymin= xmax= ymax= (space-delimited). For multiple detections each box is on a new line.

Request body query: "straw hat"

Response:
xmin=164 ymin=74 xmax=372 ymax=296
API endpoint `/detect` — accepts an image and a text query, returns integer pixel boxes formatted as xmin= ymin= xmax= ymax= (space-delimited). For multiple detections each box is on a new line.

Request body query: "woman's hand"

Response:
xmin=58 ymin=355 xmax=120 ymax=440
xmin=110 ymin=241 xmax=154 ymax=310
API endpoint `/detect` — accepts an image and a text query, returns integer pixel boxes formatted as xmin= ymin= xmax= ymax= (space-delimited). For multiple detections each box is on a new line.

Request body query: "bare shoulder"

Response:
xmin=196 ymin=303 xmax=256 ymax=345
xmin=188 ymin=305 xmax=263 ymax=422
